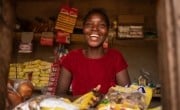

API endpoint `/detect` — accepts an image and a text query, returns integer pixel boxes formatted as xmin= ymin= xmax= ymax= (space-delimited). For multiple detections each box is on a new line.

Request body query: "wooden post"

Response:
xmin=157 ymin=0 xmax=180 ymax=110
xmin=0 ymin=0 xmax=15 ymax=109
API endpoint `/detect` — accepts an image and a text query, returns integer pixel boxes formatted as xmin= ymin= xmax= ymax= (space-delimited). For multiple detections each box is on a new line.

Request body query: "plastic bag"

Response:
xmin=13 ymin=95 xmax=79 ymax=110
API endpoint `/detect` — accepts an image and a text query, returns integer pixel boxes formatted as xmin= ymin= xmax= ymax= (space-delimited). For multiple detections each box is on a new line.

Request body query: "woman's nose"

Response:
xmin=91 ymin=24 xmax=98 ymax=31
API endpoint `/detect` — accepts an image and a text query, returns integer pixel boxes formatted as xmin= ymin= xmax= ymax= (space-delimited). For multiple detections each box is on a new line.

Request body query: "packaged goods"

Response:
xmin=97 ymin=85 xmax=153 ymax=110
xmin=40 ymin=32 xmax=54 ymax=46
xmin=55 ymin=5 xmax=78 ymax=33
xmin=13 ymin=95 xmax=79 ymax=110
xmin=8 ymin=60 xmax=52 ymax=89
xmin=13 ymin=84 xmax=154 ymax=110
xmin=7 ymin=79 xmax=34 ymax=109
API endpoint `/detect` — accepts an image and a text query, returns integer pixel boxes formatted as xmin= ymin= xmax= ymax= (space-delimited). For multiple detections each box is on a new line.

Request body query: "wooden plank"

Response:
xmin=118 ymin=15 xmax=144 ymax=24
xmin=172 ymin=0 xmax=180 ymax=108
xmin=157 ymin=0 xmax=180 ymax=110
xmin=0 ymin=0 xmax=15 ymax=109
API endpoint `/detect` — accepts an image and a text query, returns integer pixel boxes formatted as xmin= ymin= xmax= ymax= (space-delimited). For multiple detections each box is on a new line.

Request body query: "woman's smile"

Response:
xmin=89 ymin=34 xmax=99 ymax=41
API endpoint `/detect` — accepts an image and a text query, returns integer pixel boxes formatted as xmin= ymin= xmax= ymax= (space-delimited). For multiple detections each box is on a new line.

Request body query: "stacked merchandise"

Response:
xmin=44 ymin=4 xmax=78 ymax=95
xmin=54 ymin=5 xmax=78 ymax=44
xmin=55 ymin=5 xmax=78 ymax=33
xmin=117 ymin=15 xmax=144 ymax=39
xmin=9 ymin=63 xmax=21 ymax=80
xmin=118 ymin=25 xmax=143 ymax=38
xmin=14 ymin=84 xmax=155 ymax=110
xmin=8 ymin=60 xmax=52 ymax=89
xmin=45 ymin=44 xmax=68 ymax=95
xmin=45 ymin=63 xmax=60 ymax=95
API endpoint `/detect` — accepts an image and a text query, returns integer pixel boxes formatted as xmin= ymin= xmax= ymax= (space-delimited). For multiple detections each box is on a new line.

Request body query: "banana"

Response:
xmin=148 ymin=106 xmax=162 ymax=110
xmin=73 ymin=91 xmax=96 ymax=109
xmin=41 ymin=107 xmax=66 ymax=110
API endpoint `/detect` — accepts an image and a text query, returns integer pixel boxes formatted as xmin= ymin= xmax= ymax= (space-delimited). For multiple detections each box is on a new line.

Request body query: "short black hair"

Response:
xmin=83 ymin=8 xmax=110 ymax=28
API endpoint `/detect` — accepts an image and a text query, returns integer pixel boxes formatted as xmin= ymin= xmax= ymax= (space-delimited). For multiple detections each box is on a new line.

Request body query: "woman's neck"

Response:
xmin=83 ymin=47 xmax=107 ymax=59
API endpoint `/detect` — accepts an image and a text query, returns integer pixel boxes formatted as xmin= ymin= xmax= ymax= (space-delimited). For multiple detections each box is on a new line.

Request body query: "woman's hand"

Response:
xmin=72 ymin=84 xmax=102 ymax=109
xmin=92 ymin=85 xmax=102 ymax=106
xmin=93 ymin=84 xmax=101 ymax=92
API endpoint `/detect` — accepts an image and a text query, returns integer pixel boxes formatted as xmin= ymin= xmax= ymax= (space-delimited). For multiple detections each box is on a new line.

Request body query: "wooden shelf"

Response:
xmin=153 ymin=94 xmax=161 ymax=98
xmin=112 ymin=37 xmax=158 ymax=47
xmin=115 ymin=37 xmax=158 ymax=41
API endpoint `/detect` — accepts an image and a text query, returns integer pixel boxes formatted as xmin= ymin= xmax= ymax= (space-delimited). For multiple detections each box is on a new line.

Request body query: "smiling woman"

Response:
xmin=56 ymin=8 xmax=131 ymax=103
xmin=0 ymin=0 xmax=15 ymax=109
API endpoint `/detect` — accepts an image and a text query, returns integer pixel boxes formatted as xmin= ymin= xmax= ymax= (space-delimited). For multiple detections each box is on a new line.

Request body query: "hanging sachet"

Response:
xmin=55 ymin=5 xmax=78 ymax=33
xmin=55 ymin=30 xmax=70 ymax=44
xmin=40 ymin=32 xmax=54 ymax=46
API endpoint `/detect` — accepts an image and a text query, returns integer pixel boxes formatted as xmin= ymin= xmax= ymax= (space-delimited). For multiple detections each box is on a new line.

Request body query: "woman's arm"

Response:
xmin=116 ymin=69 xmax=131 ymax=86
xmin=56 ymin=67 xmax=76 ymax=101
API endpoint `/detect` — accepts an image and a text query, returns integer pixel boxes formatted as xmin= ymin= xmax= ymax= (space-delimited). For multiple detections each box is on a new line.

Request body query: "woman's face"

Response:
xmin=83 ymin=13 xmax=108 ymax=48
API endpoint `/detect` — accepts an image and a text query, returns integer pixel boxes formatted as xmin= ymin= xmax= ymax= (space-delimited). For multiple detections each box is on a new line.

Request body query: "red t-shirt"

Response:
xmin=61 ymin=48 xmax=128 ymax=95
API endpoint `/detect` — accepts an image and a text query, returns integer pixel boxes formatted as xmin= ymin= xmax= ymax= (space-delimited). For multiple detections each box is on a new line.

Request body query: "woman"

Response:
xmin=56 ymin=8 xmax=131 ymax=100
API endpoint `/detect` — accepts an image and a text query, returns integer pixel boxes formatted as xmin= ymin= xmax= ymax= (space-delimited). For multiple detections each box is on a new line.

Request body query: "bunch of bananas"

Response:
xmin=73 ymin=91 xmax=98 ymax=109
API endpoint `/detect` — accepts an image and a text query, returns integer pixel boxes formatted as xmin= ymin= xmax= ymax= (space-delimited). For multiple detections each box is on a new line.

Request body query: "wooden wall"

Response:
xmin=16 ymin=0 xmax=156 ymax=31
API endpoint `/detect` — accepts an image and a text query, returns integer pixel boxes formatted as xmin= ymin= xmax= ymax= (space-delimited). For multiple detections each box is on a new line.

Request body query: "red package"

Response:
xmin=48 ymin=81 xmax=58 ymax=87
xmin=49 ymin=76 xmax=59 ymax=82
xmin=47 ymin=86 xmax=56 ymax=92
xmin=56 ymin=31 xmax=70 ymax=44
xmin=40 ymin=37 xmax=53 ymax=46
xmin=40 ymin=32 xmax=54 ymax=46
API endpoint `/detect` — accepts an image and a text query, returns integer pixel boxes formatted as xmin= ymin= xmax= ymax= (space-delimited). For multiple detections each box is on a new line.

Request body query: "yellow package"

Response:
xmin=39 ymin=80 xmax=49 ymax=84
xmin=31 ymin=80 xmax=40 ymax=84
xmin=32 ymin=59 xmax=42 ymax=65
xmin=9 ymin=67 xmax=16 ymax=72
xmin=40 ymin=73 xmax=50 ymax=77
xmin=40 ymin=61 xmax=52 ymax=66
xmin=32 ymin=72 xmax=41 ymax=76
xmin=9 ymin=71 xmax=16 ymax=75
xmin=39 ymin=76 xmax=49 ymax=81
xmin=31 ymin=76 xmax=39 ymax=80
xmin=8 ymin=75 xmax=16 ymax=79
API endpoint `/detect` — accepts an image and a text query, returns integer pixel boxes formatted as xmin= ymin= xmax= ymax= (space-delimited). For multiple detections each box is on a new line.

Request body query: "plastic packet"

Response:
xmin=13 ymin=95 xmax=79 ymax=110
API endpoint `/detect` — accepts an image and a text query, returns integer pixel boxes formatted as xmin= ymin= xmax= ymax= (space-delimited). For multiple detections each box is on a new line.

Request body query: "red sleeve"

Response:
xmin=113 ymin=49 xmax=128 ymax=73
xmin=61 ymin=51 xmax=74 ymax=73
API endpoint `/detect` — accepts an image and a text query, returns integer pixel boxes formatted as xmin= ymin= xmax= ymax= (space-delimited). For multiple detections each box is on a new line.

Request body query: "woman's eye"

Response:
xmin=98 ymin=24 xmax=106 ymax=28
xmin=84 ymin=22 xmax=107 ymax=29
xmin=84 ymin=23 xmax=93 ymax=28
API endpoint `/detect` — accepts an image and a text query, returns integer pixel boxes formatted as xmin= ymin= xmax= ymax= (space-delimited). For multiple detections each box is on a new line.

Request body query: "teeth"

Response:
xmin=90 ymin=34 xmax=99 ymax=37
xmin=91 ymin=37 xmax=98 ymax=40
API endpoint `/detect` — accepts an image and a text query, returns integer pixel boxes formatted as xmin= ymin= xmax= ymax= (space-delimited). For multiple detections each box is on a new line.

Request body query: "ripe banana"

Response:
xmin=148 ymin=106 xmax=162 ymax=110
xmin=73 ymin=91 xmax=96 ymax=109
